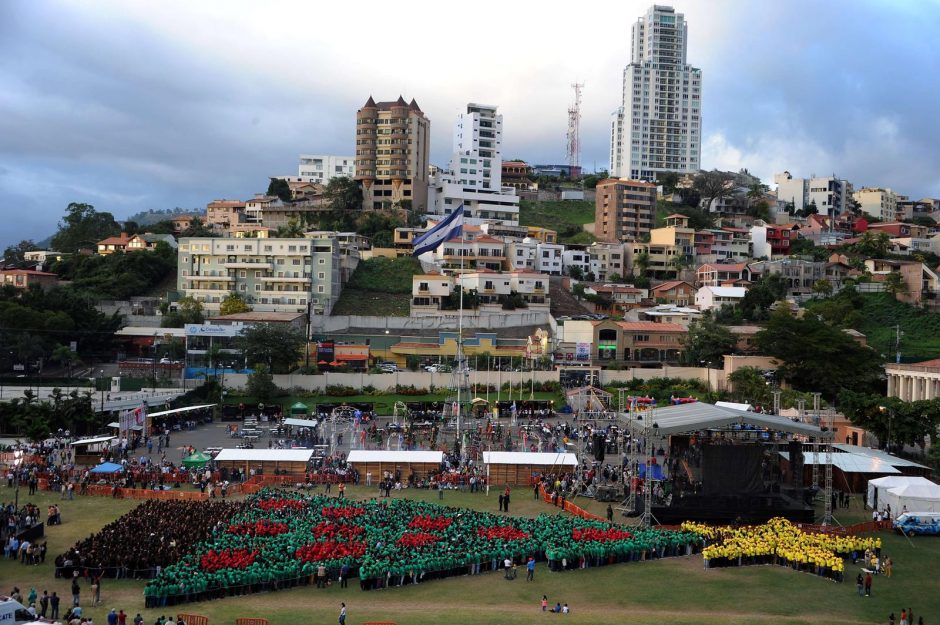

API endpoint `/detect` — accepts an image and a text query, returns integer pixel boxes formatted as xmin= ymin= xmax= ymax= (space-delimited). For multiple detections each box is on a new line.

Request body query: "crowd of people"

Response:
xmin=57 ymin=500 xmax=244 ymax=578
xmin=681 ymin=518 xmax=884 ymax=582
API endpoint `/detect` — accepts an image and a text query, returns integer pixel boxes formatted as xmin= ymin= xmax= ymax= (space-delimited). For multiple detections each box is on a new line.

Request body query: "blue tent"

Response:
xmin=637 ymin=464 xmax=665 ymax=480
xmin=90 ymin=462 xmax=123 ymax=474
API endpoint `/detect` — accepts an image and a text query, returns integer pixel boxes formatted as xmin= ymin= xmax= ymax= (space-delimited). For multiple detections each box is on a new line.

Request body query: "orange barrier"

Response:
xmin=177 ymin=614 xmax=208 ymax=625
xmin=537 ymin=482 xmax=606 ymax=522
xmin=77 ymin=484 xmax=209 ymax=501
xmin=235 ymin=619 xmax=268 ymax=625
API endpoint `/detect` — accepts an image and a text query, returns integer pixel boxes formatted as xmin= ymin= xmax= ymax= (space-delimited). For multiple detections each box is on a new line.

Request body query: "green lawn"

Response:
xmin=4 ymin=488 xmax=937 ymax=625
xmin=519 ymin=199 xmax=596 ymax=244
xmin=331 ymin=289 xmax=411 ymax=317
xmin=851 ymin=293 xmax=940 ymax=361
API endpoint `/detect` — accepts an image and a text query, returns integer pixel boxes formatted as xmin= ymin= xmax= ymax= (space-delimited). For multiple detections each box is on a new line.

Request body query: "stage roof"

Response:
xmin=70 ymin=435 xmax=116 ymax=447
xmin=625 ymin=402 xmax=822 ymax=437
xmin=779 ymin=451 xmax=901 ymax=474
xmin=215 ymin=449 xmax=313 ymax=463
xmin=482 ymin=452 xmax=578 ymax=467
xmin=833 ymin=444 xmax=929 ymax=469
xmin=347 ymin=450 xmax=443 ymax=464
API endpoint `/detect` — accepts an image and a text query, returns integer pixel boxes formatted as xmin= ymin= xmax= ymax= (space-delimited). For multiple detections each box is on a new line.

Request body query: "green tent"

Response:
xmin=290 ymin=402 xmax=309 ymax=416
xmin=182 ymin=451 xmax=212 ymax=468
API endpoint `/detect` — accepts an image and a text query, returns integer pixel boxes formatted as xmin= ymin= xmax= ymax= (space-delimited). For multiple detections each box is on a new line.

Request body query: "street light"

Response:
xmin=98 ymin=368 xmax=105 ymax=413
xmin=878 ymin=405 xmax=893 ymax=453
xmin=12 ymin=449 xmax=23 ymax=512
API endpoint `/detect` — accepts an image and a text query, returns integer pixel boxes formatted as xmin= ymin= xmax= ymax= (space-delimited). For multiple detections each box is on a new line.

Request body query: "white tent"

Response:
xmin=867 ymin=476 xmax=935 ymax=510
xmin=883 ymin=481 xmax=940 ymax=514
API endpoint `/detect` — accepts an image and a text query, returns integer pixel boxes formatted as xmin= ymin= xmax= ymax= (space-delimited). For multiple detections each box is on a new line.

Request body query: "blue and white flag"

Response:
xmin=411 ymin=205 xmax=464 ymax=256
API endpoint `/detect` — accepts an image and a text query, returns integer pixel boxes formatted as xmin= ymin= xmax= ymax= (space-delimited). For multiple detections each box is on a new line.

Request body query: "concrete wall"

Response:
xmin=310 ymin=311 xmax=551 ymax=333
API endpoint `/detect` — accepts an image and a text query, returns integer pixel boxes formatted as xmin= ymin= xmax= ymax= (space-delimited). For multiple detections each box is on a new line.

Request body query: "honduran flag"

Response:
xmin=411 ymin=205 xmax=464 ymax=257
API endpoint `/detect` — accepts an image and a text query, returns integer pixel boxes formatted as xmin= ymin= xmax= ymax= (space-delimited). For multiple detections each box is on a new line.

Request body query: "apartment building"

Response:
xmin=750 ymin=258 xmax=837 ymax=297
xmin=750 ymin=221 xmax=801 ymax=259
xmin=609 ymin=5 xmax=702 ymax=180
xmin=206 ymin=200 xmax=247 ymax=229
xmin=535 ymin=242 xmax=564 ymax=275
xmin=630 ymin=214 xmax=695 ymax=278
xmin=853 ymin=187 xmax=899 ymax=222
xmin=298 ymin=155 xmax=355 ymax=185
xmin=434 ymin=234 xmax=506 ymax=273
xmin=696 ymin=262 xmax=753 ymax=287
xmin=594 ymin=178 xmax=658 ymax=242
xmin=177 ymin=237 xmax=342 ymax=316
xmin=586 ymin=241 xmax=627 ymax=281
xmin=774 ymin=171 xmax=851 ymax=216
xmin=501 ymin=160 xmax=531 ymax=191
xmin=428 ymin=103 xmax=520 ymax=225
xmin=410 ymin=271 xmax=549 ymax=316
xmin=355 ymin=96 xmax=430 ymax=211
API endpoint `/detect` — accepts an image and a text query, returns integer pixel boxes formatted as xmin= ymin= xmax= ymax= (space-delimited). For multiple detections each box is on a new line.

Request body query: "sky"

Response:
xmin=1 ymin=0 xmax=940 ymax=248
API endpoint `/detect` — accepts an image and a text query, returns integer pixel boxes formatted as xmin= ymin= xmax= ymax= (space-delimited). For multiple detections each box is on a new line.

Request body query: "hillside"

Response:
xmin=808 ymin=291 xmax=940 ymax=362
xmin=331 ymin=256 xmax=422 ymax=316
xmin=519 ymin=199 xmax=596 ymax=244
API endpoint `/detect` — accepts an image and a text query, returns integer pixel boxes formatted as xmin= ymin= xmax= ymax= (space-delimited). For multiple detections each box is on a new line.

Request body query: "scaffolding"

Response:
xmin=566 ymin=83 xmax=583 ymax=172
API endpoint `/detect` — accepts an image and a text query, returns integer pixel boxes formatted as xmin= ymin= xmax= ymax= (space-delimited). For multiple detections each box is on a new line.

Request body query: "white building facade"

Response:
xmin=428 ymin=103 xmax=519 ymax=225
xmin=854 ymin=187 xmax=899 ymax=221
xmin=774 ymin=172 xmax=851 ymax=217
xmin=298 ymin=155 xmax=356 ymax=185
xmin=609 ymin=5 xmax=702 ymax=180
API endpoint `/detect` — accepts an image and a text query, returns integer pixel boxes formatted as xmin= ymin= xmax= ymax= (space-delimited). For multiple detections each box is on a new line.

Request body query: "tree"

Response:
xmin=568 ymin=266 xmax=584 ymax=281
xmin=50 ymin=203 xmax=121 ymax=253
xmin=161 ymin=296 xmax=205 ymax=328
xmin=267 ymin=178 xmax=293 ymax=203
xmin=811 ymin=279 xmax=833 ymax=299
xmin=324 ymin=177 xmax=363 ymax=212
xmin=755 ymin=308 xmax=883 ymax=399
xmin=800 ymin=200 xmax=819 ymax=217
xmin=633 ymin=251 xmax=650 ymax=276
xmin=747 ymin=200 xmax=772 ymax=222
xmin=234 ymin=323 xmax=306 ymax=374
xmin=219 ymin=292 xmax=252 ymax=316
xmin=852 ymin=231 xmax=891 ymax=259
xmin=693 ymin=170 xmax=735 ymax=212
xmin=51 ymin=344 xmax=81 ymax=378
xmin=657 ymin=171 xmax=680 ymax=194
xmin=882 ymin=271 xmax=904 ymax=296
xmin=727 ymin=366 xmax=773 ymax=406
xmin=180 ymin=217 xmax=217 ymax=238
xmin=684 ymin=315 xmax=736 ymax=367
xmin=838 ymin=392 xmax=940 ymax=452
xmin=738 ymin=273 xmax=789 ymax=321
xmin=3 ymin=240 xmax=39 ymax=265
xmin=245 ymin=364 xmax=279 ymax=403
xmin=275 ymin=217 xmax=305 ymax=238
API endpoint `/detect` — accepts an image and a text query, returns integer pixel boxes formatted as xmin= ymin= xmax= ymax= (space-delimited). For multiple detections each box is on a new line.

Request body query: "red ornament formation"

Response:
xmin=572 ymin=527 xmax=634 ymax=543
xmin=477 ymin=526 xmax=530 ymax=541
xmin=200 ymin=548 xmax=258 ymax=573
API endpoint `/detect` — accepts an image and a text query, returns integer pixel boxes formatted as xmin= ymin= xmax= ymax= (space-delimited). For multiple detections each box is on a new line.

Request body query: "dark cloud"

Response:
xmin=1 ymin=0 xmax=938 ymax=249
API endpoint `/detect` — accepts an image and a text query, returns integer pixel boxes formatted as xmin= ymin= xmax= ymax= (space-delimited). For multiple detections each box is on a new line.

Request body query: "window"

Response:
xmin=318 ymin=272 xmax=325 ymax=279
xmin=239 ymin=271 xmax=246 ymax=278
xmin=318 ymin=286 xmax=325 ymax=293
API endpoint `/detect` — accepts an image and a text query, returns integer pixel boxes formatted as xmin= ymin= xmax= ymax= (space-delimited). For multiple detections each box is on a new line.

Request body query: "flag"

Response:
xmin=411 ymin=205 xmax=464 ymax=256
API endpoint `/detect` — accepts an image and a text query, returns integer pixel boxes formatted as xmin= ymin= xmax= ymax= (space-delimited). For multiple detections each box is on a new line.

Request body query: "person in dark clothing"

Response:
xmin=39 ymin=591 xmax=49 ymax=618
xmin=50 ymin=592 xmax=60 ymax=620
xmin=498 ymin=494 xmax=505 ymax=512
xmin=607 ymin=505 xmax=614 ymax=522
xmin=503 ymin=489 xmax=511 ymax=513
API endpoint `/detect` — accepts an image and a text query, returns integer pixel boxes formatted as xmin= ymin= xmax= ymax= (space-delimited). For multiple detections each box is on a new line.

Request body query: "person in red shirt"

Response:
xmin=117 ymin=609 xmax=127 ymax=625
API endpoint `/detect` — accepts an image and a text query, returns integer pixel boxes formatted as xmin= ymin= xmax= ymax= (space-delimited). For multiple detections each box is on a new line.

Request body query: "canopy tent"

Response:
xmin=883 ymin=482 xmax=940 ymax=514
xmin=868 ymin=476 xmax=936 ymax=510
xmin=70 ymin=435 xmax=116 ymax=447
xmin=182 ymin=451 xmax=212 ymax=468
xmin=90 ymin=462 xmax=123 ymax=474
xmin=147 ymin=404 xmax=217 ymax=419
xmin=833 ymin=444 xmax=930 ymax=471
xmin=289 ymin=402 xmax=310 ymax=416
xmin=565 ymin=386 xmax=613 ymax=413
xmin=283 ymin=417 xmax=318 ymax=429
xmin=107 ymin=421 xmax=143 ymax=432
xmin=624 ymin=402 xmax=823 ymax=437
xmin=470 ymin=397 xmax=489 ymax=405
xmin=715 ymin=401 xmax=754 ymax=412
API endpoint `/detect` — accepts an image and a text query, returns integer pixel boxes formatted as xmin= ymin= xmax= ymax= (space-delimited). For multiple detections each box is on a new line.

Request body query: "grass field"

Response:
xmin=331 ymin=257 xmax=422 ymax=317
xmin=3 ymin=487 xmax=938 ymax=625
xmin=331 ymin=289 xmax=411 ymax=316
xmin=519 ymin=200 xmax=596 ymax=244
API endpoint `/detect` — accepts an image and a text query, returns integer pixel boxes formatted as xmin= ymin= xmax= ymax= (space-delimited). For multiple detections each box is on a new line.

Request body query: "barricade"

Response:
xmin=537 ymin=482 xmax=606 ymax=522
xmin=177 ymin=614 xmax=208 ymax=625
xmin=235 ymin=619 xmax=268 ymax=625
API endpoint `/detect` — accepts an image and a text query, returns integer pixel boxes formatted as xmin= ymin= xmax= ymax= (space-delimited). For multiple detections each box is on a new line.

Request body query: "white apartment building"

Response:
xmin=774 ymin=171 xmax=851 ymax=216
xmin=298 ymin=155 xmax=355 ymax=185
xmin=506 ymin=239 xmax=538 ymax=271
xmin=428 ymin=103 xmax=520 ymax=225
xmin=562 ymin=249 xmax=592 ymax=276
xmin=587 ymin=241 xmax=628 ymax=281
xmin=410 ymin=271 xmax=549 ymax=316
xmin=854 ymin=187 xmax=899 ymax=221
xmin=694 ymin=285 xmax=746 ymax=311
xmin=177 ymin=237 xmax=342 ymax=316
xmin=609 ymin=5 xmax=702 ymax=180
xmin=536 ymin=243 xmax=564 ymax=275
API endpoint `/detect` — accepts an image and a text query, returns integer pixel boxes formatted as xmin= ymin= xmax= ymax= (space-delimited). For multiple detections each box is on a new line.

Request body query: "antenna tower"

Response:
xmin=566 ymin=83 xmax=583 ymax=175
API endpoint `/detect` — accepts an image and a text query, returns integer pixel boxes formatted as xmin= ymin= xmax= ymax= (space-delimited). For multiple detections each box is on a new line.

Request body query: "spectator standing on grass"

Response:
xmin=71 ymin=578 xmax=80 ymax=606
xmin=864 ymin=571 xmax=873 ymax=596
xmin=541 ymin=596 xmax=548 ymax=611
xmin=107 ymin=609 xmax=118 ymax=625
xmin=50 ymin=592 xmax=60 ymax=620
xmin=338 ymin=602 xmax=346 ymax=625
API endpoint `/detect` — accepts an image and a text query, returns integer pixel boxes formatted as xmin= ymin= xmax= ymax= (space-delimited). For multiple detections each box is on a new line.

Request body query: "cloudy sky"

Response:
xmin=2 ymin=0 xmax=939 ymax=248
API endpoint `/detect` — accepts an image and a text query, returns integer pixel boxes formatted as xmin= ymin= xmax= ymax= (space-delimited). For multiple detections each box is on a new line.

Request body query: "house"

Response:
xmin=750 ymin=258 xmax=838 ymax=297
xmin=206 ymin=200 xmax=247 ymax=230
xmin=127 ymin=233 xmax=178 ymax=251
xmin=867 ymin=222 xmax=929 ymax=239
xmin=641 ymin=304 xmax=702 ymax=327
xmin=650 ymin=280 xmax=695 ymax=306
xmin=750 ymin=221 xmax=800 ymax=258
xmin=410 ymin=271 xmax=550 ymax=316
xmin=96 ymin=232 xmax=132 ymax=255
xmin=171 ymin=215 xmax=194 ymax=233
xmin=695 ymin=285 xmax=747 ymax=311
xmin=0 ymin=268 xmax=59 ymax=290
xmin=864 ymin=259 xmax=940 ymax=307
xmin=411 ymin=273 xmax=455 ymax=316
xmin=584 ymin=284 xmax=648 ymax=314
xmin=555 ymin=319 xmax=686 ymax=367
xmin=728 ymin=325 xmax=762 ymax=353
xmin=696 ymin=262 xmax=753 ymax=287
xmin=435 ymin=234 xmax=506 ymax=273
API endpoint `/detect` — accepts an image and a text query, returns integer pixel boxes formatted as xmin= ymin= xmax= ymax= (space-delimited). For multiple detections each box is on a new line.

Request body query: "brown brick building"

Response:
xmin=594 ymin=178 xmax=657 ymax=242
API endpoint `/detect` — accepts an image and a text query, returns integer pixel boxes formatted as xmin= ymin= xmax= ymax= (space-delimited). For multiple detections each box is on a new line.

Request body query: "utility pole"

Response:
xmin=895 ymin=324 xmax=902 ymax=364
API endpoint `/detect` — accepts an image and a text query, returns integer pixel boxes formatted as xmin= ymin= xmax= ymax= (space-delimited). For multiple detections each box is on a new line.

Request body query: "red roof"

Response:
xmin=97 ymin=234 xmax=131 ymax=246
xmin=914 ymin=358 xmax=940 ymax=367
xmin=617 ymin=321 xmax=687 ymax=332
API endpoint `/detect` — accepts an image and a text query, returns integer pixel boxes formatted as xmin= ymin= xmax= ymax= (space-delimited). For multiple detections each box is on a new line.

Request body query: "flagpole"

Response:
xmin=456 ymin=210 xmax=464 ymax=460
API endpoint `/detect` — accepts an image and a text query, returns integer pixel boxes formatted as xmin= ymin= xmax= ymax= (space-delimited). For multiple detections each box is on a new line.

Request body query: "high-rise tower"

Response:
xmin=609 ymin=5 xmax=702 ymax=181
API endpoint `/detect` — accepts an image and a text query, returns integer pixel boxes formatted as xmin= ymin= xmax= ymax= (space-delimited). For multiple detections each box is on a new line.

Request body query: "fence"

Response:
xmin=309 ymin=311 xmax=551 ymax=333
xmin=536 ymin=482 xmax=605 ymax=522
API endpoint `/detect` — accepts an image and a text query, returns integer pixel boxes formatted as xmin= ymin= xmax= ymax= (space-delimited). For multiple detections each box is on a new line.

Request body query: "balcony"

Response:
xmin=223 ymin=261 xmax=273 ymax=270
xmin=259 ymin=275 xmax=311 ymax=283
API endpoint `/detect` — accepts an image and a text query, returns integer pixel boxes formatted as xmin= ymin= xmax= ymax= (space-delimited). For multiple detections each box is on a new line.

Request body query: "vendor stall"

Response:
xmin=482 ymin=451 xmax=579 ymax=486
xmin=182 ymin=451 xmax=212 ymax=469
xmin=214 ymin=449 xmax=313 ymax=477
xmin=346 ymin=450 xmax=443 ymax=481
xmin=70 ymin=435 xmax=117 ymax=466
